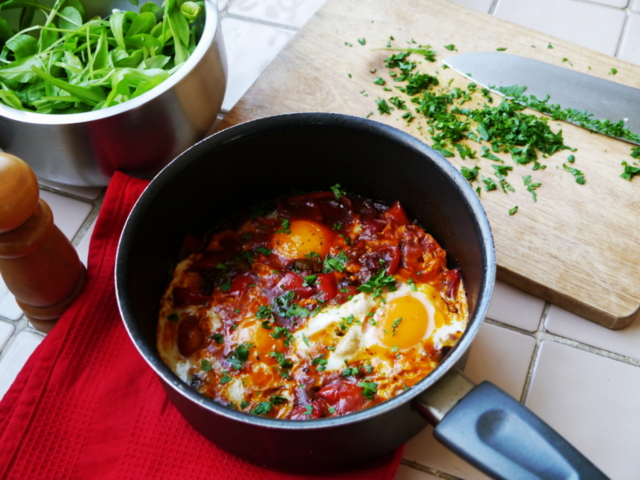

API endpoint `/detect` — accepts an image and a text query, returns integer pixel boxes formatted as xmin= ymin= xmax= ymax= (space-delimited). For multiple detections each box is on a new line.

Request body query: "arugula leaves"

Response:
xmin=0 ymin=0 xmax=205 ymax=113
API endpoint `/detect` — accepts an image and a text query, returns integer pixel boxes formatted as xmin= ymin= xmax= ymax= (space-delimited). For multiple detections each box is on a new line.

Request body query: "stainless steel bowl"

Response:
xmin=0 ymin=0 xmax=227 ymax=186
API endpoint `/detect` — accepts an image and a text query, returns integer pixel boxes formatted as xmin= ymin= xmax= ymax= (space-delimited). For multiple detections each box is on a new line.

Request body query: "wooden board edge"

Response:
xmin=497 ymin=267 xmax=638 ymax=330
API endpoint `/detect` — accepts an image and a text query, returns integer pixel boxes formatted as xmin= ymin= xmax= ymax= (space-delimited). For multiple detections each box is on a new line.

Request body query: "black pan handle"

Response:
xmin=415 ymin=369 xmax=609 ymax=480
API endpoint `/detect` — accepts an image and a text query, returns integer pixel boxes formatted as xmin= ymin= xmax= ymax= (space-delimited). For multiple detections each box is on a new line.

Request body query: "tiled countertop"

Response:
xmin=1 ymin=0 xmax=640 ymax=478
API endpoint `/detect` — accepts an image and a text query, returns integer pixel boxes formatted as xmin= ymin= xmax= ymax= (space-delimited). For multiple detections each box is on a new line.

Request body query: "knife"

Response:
xmin=443 ymin=52 xmax=640 ymax=145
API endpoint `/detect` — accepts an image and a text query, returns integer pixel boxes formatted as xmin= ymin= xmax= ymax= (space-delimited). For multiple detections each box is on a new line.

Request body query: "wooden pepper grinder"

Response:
xmin=0 ymin=153 xmax=86 ymax=333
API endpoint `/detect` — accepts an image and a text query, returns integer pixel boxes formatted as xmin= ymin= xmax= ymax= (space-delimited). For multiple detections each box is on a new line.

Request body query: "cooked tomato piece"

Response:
xmin=173 ymin=286 xmax=210 ymax=307
xmin=360 ymin=244 xmax=400 ymax=278
xmin=334 ymin=285 xmax=359 ymax=305
xmin=277 ymin=272 xmax=315 ymax=298
xmin=442 ymin=268 xmax=461 ymax=298
xmin=290 ymin=399 xmax=328 ymax=420
xmin=177 ymin=316 xmax=205 ymax=357
xmin=385 ymin=201 xmax=409 ymax=226
xmin=316 ymin=273 xmax=338 ymax=302
xmin=278 ymin=194 xmax=328 ymax=223
xmin=317 ymin=381 xmax=366 ymax=415
xmin=228 ymin=273 xmax=254 ymax=296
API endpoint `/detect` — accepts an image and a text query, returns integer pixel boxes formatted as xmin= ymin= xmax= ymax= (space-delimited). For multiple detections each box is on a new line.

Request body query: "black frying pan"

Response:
xmin=115 ymin=113 xmax=606 ymax=479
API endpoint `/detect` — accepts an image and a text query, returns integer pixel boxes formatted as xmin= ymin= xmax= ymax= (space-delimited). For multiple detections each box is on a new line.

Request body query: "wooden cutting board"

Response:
xmin=218 ymin=0 xmax=640 ymax=329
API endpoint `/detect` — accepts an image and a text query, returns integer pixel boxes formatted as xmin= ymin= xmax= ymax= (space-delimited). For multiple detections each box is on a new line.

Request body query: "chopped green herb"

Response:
xmin=221 ymin=279 xmax=232 ymax=292
xmin=311 ymin=354 xmax=328 ymax=371
xmin=373 ymin=77 xmax=386 ymax=85
xmin=358 ymin=38 xmax=366 ymax=45
xmin=376 ymin=98 xmax=391 ymax=114
xmin=357 ymin=268 xmax=396 ymax=297
xmin=209 ymin=333 xmax=224 ymax=344
xmin=444 ymin=44 xmax=456 ymax=51
xmin=407 ymin=279 xmax=417 ymax=292
xmin=276 ymin=218 xmax=291 ymax=234
xmin=257 ymin=247 xmax=273 ymax=255
xmin=220 ymin=372 xmax=232 ymax=384
xmin=509 ymin=206 xmax=518 ymax=215
xmin=358 ymin=381 xmax=378 ymax=400
xmin=496 ymin=47 xmax=507 ymax=51
xmin=461 ymin=165 xmax=480 ymax=182
xmin=227 ymin=342 xmax=253 ymax=370
xmin=331 ymin=183 xmax=347 ymax=200
xmin=563 ymin=164 xmax=586 ymax=184
xmin=201 ymin=359 xmax=212 ymax=372
xmin=167 ymin=313 xmax=179 ymax=322
xmin=250 ymin=402 xmax=272 ymax=416
xmin=609 ymin=68 xmax=618 ymax=75
xmin=523 ymin=175 xmax=542 ymax=202
xmin=323 ymin=251 xmax=349 ymax=273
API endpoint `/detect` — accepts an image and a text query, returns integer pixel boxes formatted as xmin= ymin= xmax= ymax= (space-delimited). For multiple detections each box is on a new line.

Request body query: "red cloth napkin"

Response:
xmin=0 ymin=172 xmax=403 ymax=480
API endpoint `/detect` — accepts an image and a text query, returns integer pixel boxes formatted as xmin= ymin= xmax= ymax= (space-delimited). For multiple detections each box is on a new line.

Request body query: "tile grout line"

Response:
xmin=400 ymin=458 xmax=465 ymax=480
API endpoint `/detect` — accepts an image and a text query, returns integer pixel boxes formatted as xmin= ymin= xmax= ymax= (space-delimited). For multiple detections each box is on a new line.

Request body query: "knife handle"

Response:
xmin=0 ymin=153 xmax=86 ymax=332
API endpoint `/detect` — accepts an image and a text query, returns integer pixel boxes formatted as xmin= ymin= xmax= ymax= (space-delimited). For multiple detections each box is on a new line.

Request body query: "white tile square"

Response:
xmin=229 ymin=0 xmax=326 ymax=28
xmin=619 ymin=14 xmax=640 ymax=67
xmin=485 ymin=281 xmax=545 ymax=331
xmin=0 ymin=279 xmax=23 ymax=321
xmin=634 ymin=0 xmax=640 ymax=11
xmin=588 ymin=0 xmax=628 ymax=7
xmin=0 ymin=330 xmax=44 ymax=401
xmin=526 ymin=341 xmax=640 ymax=480
xmin=40 ymin=190 xmax=93 ymax=241
xmin=545 ymin=304 xmax=640 ymax=360
xmin=220 ymin=18 xmax=296 ymax=112
xmin=218 ymin=0 xmax=231 ymax=11
xmin=402 ymin=324 xmax=535 ymax=479
xmin=493 ymin=0 xmax=627 ymax=56
xmin=0 ymin=320 xmax=15 ymax=350
xmin=38 ymin=178 xmax=104 ymax=200
xmin=448 ymin=0 xmax=494 ymax=13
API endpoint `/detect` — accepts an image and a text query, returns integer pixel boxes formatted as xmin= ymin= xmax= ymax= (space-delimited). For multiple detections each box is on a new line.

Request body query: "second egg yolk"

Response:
xmin=273 ymin=220 xmax=332 ymax=259
xmin=378 ymin=295 xmax=432 ymax=350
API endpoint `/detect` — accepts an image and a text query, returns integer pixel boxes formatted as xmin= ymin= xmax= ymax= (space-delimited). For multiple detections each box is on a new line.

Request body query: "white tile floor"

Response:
xmin=1 ymin=0 xmax=640 ymax=478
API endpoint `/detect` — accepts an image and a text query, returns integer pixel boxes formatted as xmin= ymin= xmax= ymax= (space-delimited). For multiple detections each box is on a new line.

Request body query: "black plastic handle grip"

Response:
xmin=432 ymin=381 xmax=609 ymax=480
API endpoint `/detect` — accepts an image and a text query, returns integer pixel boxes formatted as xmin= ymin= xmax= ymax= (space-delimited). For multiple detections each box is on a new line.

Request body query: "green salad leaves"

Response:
xmin=0 ymin=0 xmax=205 ymax=113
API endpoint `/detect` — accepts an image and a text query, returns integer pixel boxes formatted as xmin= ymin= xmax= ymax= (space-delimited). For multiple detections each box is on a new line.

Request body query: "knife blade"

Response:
xmin=443 ymin=52 xmax=640 ymax=145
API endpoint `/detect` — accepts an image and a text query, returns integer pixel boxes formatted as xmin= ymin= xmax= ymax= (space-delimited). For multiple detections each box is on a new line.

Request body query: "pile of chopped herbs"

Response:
xmin=0 ymin=0 xmax=205 ymax=114
xmin=358 ymin=38 xmax=640 ymax=212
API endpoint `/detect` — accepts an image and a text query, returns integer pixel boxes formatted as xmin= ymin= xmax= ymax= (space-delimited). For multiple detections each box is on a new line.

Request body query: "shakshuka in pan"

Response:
xmin=157 ymin=186 xmax=468 ymax=419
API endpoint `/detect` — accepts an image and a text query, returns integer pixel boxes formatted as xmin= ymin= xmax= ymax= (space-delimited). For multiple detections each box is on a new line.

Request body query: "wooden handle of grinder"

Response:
xmin=0 ymin=153 xmax=86 ymax=332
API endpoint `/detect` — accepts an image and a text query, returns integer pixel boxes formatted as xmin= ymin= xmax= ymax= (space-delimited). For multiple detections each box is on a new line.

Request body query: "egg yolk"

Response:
xmin=232 ymin=320 xmax=282 ymax=366
xmin=377 ymin=295 xmax=432 ymax=350
xmin=272 ymin=220 xmax=332 ymax=259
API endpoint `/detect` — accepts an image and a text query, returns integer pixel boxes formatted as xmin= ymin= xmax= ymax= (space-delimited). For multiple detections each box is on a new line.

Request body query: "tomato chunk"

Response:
xmin=317 ymin=381 xmax=366 ymax=415
xmin=316 ymin=273 xmax=338 ymax=302
xmin=228 ymin=273 xmax=254 ymax=296
xmin=290 ymin=399 xmax=328 ymax=420
xmin=177 ymin=316 xmax=205 ymax=357
xmin=277 ymin=272 xmax=315 ymax=298
xmin=173 ymin=286 xmax=210 ymax=307
xmin=385 ymin=201 xmax=409 ymax=226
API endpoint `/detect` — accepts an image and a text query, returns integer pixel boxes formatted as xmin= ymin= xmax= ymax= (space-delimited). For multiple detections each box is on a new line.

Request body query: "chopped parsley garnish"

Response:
xmin=373 ymin=77 xmax=386 ymax=85
xmin=509 ymin=206 xmax=519 ymax=216
xmin=342 ymin=366 xmax=359 ymax=377
xmin=227 ymin=342 xmax=253 ymax=370
xmin=270 ymin=395 xmax=288 ymax=405
xmin=376 ymin=98 xmax=391 ymax=114
xmin=303 ymin=274 xmax=318 ymax=287
xmin=269 ymin=350 xmax=294 ymax=371
xmin=358 ymin=38 xmax=366 ymax=45
xmin=358 ymin=381 xmax=378 ymax=400
xmin=391 ymin=317 xmax=403 ymax=336
xmin=461 ymin=165 xmax=479 ymax=182
xmin=407 ymin=279 xmax=417 ymax=292
xmin=302 ymin=333 xmax=311 ymax=347
xmin=276 ymin=218 xmax=291 ymax=234
xmin=330 ymin=183 xmax=347 ymax=200
xmin=303 ymin=404 xmax=314 ymax=416
xmin=201 ymin=359 xmax=212 ymax=372
xmin=311 ymin=354 xmax=328 ymax=371
xmin=220 ymin=372 xmax=232 ymax=384
xmin=323 ymin=251 xmax=349 ymax=273
xmin=523 ymin=175 xmax=542 ymax=202
xmin=270 ymin=326 xmax=295 ymax=346
xmin=209 ymin=333 xmax=224 ymax=344
xmin=256 ymin=305 xmax=275 ymax=320
xmin=444 ymin=44 xmax=456 ymax=51
xmin=256 ymin=247 xmax=273 ymax=255
xmin=167 ymin=313 xmax=179 ymax=322
xmin=357 ymin=268 xmax=396 ymax=297
xmin=563 ymin=164 xmax=586 ymax=184
xmin=274 ymin=291 xmax=310 ymax=319
xmin=220 ymin=279 xmax=232 ymax=292
xmin=250 ymin=402 xmax=272 ymax=415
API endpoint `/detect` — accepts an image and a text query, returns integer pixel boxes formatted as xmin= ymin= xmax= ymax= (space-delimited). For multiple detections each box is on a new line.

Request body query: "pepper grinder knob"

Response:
xmin=0 ymin=153 xmax=86 ymax=333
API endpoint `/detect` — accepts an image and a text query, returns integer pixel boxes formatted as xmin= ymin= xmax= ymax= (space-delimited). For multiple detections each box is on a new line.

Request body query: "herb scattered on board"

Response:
xmin=0 ymin=0 xmax=205 ymax=113
xmin=362 ymin=40 xmax=640 ymax=214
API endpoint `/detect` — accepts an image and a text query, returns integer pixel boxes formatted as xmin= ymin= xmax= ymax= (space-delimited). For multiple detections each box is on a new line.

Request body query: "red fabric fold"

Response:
xmin=0 ymin=172 xmax=403 ymax=480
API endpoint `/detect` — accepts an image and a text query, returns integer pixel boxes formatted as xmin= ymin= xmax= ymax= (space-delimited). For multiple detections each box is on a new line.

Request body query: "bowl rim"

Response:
xmin=115 ymin=112 xmax=497 ymax=432
xmin=0 ymin=0 xmax=220 ymax=125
